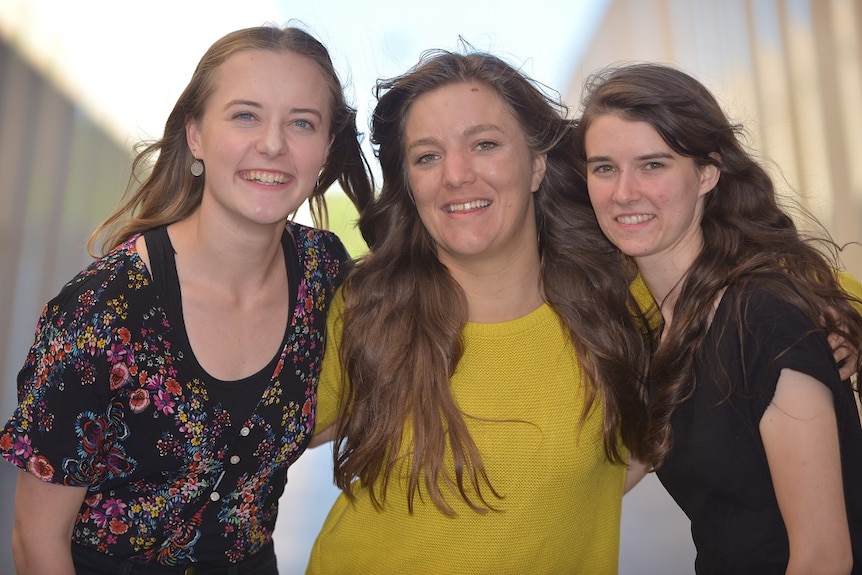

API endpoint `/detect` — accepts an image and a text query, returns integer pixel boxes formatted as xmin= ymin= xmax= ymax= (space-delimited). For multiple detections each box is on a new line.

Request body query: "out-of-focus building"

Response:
xmin=564 ymin=0 xmax=862 ymax=278
xmin=0 ymin=36 xmax=132 ymax=569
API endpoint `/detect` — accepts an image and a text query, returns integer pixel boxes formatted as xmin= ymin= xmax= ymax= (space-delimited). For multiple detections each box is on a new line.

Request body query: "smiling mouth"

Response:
xmin=241 ymin=170 xmax=289 ymax=185
xmin=616 ymin=214 xmax=655 ymax=224
xmin=446 ymin=200 xmax=490 ymax=213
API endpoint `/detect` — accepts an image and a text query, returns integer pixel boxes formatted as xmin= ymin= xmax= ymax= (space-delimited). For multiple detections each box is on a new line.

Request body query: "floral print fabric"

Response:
xmin=1 ymin=222 xmax=347 ymax=566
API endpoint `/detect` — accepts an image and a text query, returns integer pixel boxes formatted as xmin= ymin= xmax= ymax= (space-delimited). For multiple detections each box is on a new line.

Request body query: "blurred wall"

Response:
xmin=565 ymin=0 xmax=862 ymax=278
xmin=0 ymin=37 xmax=131 ymax=569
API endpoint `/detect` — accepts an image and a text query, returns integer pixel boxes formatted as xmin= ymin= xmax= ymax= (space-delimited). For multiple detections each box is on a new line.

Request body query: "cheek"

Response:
xmin=587 ymin=182 xmax=612 ymax=209
xmin=305 ymin=141 xmax=332 ymax=168
xmin=408 ymin=179 xmax=436 ymax=219
xmin=406 ymin=168 xmax=434 ymax=202
xmin=414 ymin=197 xmax=441 ymax=232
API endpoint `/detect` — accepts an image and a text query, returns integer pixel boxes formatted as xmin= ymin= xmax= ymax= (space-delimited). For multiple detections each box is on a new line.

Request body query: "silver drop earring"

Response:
xmin=190 ymin=159 xmax=204 ymax=177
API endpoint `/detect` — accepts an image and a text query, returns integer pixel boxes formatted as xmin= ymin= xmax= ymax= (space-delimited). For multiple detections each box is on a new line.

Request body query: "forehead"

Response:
xmin=209 ymin=49 xmax=332 ymax=111
xmin=586 ymin=114 xmax=668 ymax=150
xmin=405 ymin=81 xmax=519 ymax=132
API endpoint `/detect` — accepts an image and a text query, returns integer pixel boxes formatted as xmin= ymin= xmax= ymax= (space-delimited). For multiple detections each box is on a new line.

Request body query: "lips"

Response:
xmin=240 ymin=170 xmax=290 ymax=185
xmin=445 ymin=199 xmax=490 ymax=213
xmin=616 ymin=213 xmax=655 ymax=224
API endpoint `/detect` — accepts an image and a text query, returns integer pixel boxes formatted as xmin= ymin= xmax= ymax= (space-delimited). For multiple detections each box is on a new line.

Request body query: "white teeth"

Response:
xmin=243 ymin=170 xmax=287 ymax=185
xmin=446 ymin=200 xmax=490 ymax=213
xmin=617 ymin=214 xmax=654 ymax=224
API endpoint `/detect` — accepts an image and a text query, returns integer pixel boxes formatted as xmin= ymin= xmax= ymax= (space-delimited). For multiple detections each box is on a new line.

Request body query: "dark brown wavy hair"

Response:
xmin=88 ymin=25 xmax=373 ymax=255
xmin=332 ymin=49 xmax=651 ymax=514
xmin=573 ymin=62 xmax=862 ymax=467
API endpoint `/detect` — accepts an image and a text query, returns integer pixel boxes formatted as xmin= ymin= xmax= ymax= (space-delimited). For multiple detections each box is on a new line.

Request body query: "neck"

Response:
xmin=636 ymin=257 xmax=690 ymax=329
xmin=636 ymin=230 xmax=705 ymax=329
xmin=168 ymin=211 xmax=286 ymax=294
xmin=444 ymin=248 xmax=544 ymax=324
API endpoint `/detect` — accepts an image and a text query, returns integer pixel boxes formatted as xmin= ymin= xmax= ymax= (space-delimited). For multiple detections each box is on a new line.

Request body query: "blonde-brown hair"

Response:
xmin=88 ymin=25 xmax=373 ymax=255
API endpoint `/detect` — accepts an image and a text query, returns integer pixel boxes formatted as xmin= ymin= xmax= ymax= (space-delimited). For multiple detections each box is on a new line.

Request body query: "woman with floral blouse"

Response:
xmin=1 ymin=25 xmax=373 ymax=574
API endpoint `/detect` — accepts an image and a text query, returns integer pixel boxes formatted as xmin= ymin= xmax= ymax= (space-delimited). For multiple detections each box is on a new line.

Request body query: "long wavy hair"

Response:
xmin=573 ymin=62 xmax=862 ymax=467
xmin=333 ymin=50 xmax=651 ymax=514
xmin=88 ymin=25 xmax=374 ymax=255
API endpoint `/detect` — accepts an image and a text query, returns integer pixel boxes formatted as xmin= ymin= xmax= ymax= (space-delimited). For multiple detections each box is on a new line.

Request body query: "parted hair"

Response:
xmin=88 ymin=25 xmax=373 ymax=255
xmin=332 ymin=49 xmax=651 ymax=514
xmin=573 ymin=62 xmax=862 ymax=467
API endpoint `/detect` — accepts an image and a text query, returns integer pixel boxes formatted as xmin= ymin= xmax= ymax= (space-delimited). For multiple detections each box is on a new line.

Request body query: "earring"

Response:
xmin=190 ymin=159 xmax=204 ymax=177
xmin=315 ymin=167 xmax=324 ymax=192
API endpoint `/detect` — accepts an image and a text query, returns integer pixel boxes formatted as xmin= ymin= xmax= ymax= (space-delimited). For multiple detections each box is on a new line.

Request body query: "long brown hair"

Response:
xmin=88 ymin=25 xmax=373 ymax=255
xmin=333 ymin=49 xmax=650 ymax=514
xmin=574 ymin=62 xmax=862 ymax=467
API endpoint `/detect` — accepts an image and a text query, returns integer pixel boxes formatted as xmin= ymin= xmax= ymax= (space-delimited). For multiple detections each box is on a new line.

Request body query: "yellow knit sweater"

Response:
xmin=308 ymin=294 xmax=625 ymax=574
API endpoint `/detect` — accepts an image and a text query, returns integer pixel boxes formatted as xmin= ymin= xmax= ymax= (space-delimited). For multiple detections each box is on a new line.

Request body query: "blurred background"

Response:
xmin=1 ymin=0 xmax=860 ymax=572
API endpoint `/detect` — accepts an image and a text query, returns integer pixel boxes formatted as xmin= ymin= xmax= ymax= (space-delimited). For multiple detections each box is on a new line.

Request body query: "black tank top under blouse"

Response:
xmin=143 ymin=225 xmax=298 ymax=426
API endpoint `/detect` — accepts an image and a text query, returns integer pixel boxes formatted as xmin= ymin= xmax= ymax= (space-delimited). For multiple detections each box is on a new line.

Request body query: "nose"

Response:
xmin=442 ymin=151 xmax=475 ymax=188
xmin=612 ymin=170 xmax=641 ymax=204
xmin=257 ymin=121 xmax=288 ymax=157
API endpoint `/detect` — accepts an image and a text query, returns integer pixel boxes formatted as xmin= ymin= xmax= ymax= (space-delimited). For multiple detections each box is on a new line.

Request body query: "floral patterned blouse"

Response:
xmin=1 ymin=222 xmax=348 ymax=566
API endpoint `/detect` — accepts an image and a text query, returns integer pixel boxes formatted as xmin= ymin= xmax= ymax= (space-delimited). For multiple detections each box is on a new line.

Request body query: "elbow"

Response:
xmin=786 ymin=549 xmax=853 ymax=575
xmin=12 ymin=524 xmax=30 ymax=573
xmin=831 ymin=552 xmax=854 ymax=575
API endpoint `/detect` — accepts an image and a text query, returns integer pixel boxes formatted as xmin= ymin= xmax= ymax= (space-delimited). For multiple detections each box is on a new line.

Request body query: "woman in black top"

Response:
xmin=574 ymin=63 xmax=862 ymax=574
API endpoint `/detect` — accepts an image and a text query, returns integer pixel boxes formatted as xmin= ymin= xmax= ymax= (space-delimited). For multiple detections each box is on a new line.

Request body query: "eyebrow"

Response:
xmin=406 ymin=123 xmax=504 ymax=151
xmin=224 ymin=99 xmax=324 ymax=120
xmin=586 ymin=151 xmax=674 ymax=163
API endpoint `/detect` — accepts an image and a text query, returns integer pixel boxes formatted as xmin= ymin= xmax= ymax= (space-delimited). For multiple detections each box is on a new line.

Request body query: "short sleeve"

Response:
xmin=736 ymin=287 xmax=841 ymax=423
xmin=0 ymin=245 xmax=147 ymax=489
xmin=1 ymin=296 xmax=117 ymax=487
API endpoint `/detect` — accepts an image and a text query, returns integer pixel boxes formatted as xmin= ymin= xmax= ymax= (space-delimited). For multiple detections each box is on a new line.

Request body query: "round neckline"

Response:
xmin=462 ymin=303 xmax=555 ymax=337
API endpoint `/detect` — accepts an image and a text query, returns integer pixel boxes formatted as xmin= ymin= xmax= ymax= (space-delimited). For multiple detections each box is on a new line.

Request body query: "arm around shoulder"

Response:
xmin=624 ymin=457 xmax=651 ymax=494
xmin=309 ymin=423 xmax=336 ymax=447
xmin=12 ymin=469 xmax=87 ymax=575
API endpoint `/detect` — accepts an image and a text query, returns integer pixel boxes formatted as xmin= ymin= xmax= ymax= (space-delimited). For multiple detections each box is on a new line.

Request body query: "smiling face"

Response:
xmin=403 ymin=81 xmax=546 ymax=270
xmin=186 ymin=49 xmax=333 ymax=228
xmin=585 ymin=114 xmax=719 ymax=275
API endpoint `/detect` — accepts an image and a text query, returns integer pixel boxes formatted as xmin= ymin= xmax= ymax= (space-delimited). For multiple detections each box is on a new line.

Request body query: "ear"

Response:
xmin=530 ymin=153 xmax=548 ymax=193
xmin=186 ymin=119 xmax=202 ymax=159
xmin=698 ymin=154 xmax=721 ymax=197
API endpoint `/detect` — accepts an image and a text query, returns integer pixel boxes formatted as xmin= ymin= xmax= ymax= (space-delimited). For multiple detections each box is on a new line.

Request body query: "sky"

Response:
xmin=0 ymin=0 xmax=609 ymax=147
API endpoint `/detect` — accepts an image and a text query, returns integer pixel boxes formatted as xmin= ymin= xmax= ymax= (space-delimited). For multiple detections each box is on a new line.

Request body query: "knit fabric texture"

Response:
xmin=309 ymin=294 xmax=625 ymax=574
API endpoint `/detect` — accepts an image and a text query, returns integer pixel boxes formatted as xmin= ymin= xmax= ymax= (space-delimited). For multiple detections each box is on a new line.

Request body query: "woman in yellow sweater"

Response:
xmin=305 ymin=49 xmax=651 ymax=574
xmin=306 ymin=50 xmax=860 ymax=573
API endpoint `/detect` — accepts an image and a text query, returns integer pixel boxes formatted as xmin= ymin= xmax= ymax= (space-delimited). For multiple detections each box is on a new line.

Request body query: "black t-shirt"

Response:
xmin=656 ymin=282 xmax=862 ymax=574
